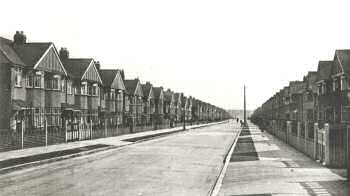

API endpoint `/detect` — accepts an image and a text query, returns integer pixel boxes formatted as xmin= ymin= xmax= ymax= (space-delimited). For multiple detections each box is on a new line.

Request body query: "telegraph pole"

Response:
xmin=244 ymin=85 xmax=247 ymax=126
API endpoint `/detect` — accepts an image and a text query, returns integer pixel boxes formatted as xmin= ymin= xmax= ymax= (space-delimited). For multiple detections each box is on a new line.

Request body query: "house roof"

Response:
xmin=174 ymin=93 xmax=181 ymax=104
xmin=100 ymin=69 xmax=119 ymax=86
xmin=12 ymin=42 xmax=51 ymax=67
xmin=153 ymin=87 xmax=163 ymax=99
xmin=316 ymin=61 xmax=333 ymax=82
xmin=335 ymin=50 xmax=350 ymax=76
xmin=164 ymin=90 xmax=173 ymax=102
xmin=62 ymin=58 xmax=93 ymax=78
xmin=0 ymin=37 xmax=25 ymax=66
xmin=124 ymin=79 xmax=139 ymax=95
xmin=141 ymin=82 xmax=153 ymax=98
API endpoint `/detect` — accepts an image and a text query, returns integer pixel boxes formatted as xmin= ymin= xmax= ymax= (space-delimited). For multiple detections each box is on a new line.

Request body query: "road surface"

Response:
xmin=0 ymin=121 xmax=239 ymax=196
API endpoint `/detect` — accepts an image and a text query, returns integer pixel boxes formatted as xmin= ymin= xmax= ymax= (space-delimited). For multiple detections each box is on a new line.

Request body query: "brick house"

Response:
xmin=59 ymin=48 xmax=103 ymax=129
xmin=124 ymin=79 xmax=143 ymax=132
xmin=174 ymin=93 xmax=182 ymax=125
xmin=99 ymin=69 xmax=126 ymax=130
xmin=163 ymin=89 xmax=175 ymax=127
xmin=0 ymin=32 xmax=68 ymax=139
xmin=316 ymin=61 xmax=333 ymax=126
xmin=141 ymin=82 xmax=154 ymax=126
xmin=153 ymin=87 xmax=164 ymax=129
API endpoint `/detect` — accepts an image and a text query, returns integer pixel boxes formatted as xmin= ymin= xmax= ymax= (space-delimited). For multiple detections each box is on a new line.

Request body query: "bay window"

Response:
xmin=81 ymin=82 xmax=87 ymax=95
xmin=34 ymin=72 xmax=44 ymax=88
xmin=14 ymin=67 xmax=22 ymax=87
xmin=92 ymin=83 xmax=99 ymax=96
xmin=341 ymin=75 xmax=347 ymax=91
xmin=67 ymin=81 xmax=72 ymax=95
xmin=26 ymin=73 xmax=34 ymax=88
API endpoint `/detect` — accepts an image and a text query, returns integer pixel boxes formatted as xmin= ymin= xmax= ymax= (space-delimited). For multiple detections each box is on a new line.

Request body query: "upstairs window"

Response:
xmin=341 ymin=76 xmax=347 ymax=91
xmin=92 ymin=84 xmax=99 ymax=96
xmin=14 ymin=67 xmax=22 ymax=87
xmin=34 ymin=72 xmax=44 ymax=88
xmin=67 ymin=81 xmax=72 ymax=95
xmin=26 ymin=73 xmax=34 ymax=88
xmin=81 ymin=82 xmax=88 ymax=95
xmin=52 ymin=75 xmax=60 ymax=90
xmin=45 ymin=75 xmax=60 ymax=90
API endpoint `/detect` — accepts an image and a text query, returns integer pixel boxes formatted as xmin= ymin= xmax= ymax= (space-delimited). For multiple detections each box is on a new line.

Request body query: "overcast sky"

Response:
xmin=2 ymin=0 xmax=350 ymax=110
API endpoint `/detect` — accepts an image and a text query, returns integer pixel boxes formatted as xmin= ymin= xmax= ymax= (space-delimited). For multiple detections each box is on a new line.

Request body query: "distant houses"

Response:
xmin=0 ymin=31 xmax=230 ymax=152
xmin=251 ymin=49 xmax=350 ymax=168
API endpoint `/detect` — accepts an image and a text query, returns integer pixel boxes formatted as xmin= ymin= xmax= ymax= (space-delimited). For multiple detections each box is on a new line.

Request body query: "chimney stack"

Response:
xmin=94 ymin=61 xmax=100 ymax=71
xmin=13 ymin=31 xmax=26 ymax=45
xmin=59 ymin=47 xmax=69 ymax=61
xmin=120 ymin=69 xmax=125 ymax=81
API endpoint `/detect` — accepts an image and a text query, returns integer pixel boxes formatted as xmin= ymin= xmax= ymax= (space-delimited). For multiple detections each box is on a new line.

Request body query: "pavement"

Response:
xmin=218 ymin=122 xmax=350 ymax=196
xmin=0 ymin=121 xmax=224 ymax=173
xmin=0 ymin=120 xmax=240 ymax=196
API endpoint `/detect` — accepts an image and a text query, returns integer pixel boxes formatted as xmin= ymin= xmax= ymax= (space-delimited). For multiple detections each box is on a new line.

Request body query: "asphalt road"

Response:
xmin=0 ymin=121 xmax=240 ymax=196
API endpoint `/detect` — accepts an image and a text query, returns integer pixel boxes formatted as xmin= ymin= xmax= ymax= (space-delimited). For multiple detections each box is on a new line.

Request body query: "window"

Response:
xmin=61 ymin=79 xmax=65 ymax=92
xmin=26 ymin=73 xmax=34 ymax=88
xmin=341 ymin=106 xmax=350 ymax=122
xmin=341 ymin=76 xmax=347 ymax=91
xmin=306 ymin=109 xmax=313 ymax=120
xmin=14 ymin=67 xmax=22 ymax=87
xmin=117 ymin=91 xmax=123 ymax=113
xmin=67 ymin=81 xmax=72 ymax=95
xmin=34 ymin=74 xmax=42 ymax=88
xmin=52 ymin=75 xmax=60 ymax=90
xmin=92 ymin=84 xmax=99 ymax=96
xmin=81 ymin=82 xmax=87 ymax=95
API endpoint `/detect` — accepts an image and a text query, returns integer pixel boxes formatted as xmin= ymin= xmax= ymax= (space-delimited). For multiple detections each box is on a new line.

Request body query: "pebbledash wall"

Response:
xmin=0 ymin=31 xmax=231 ymax=152
xmin=251 ymin=51 xmax=350 ymax=168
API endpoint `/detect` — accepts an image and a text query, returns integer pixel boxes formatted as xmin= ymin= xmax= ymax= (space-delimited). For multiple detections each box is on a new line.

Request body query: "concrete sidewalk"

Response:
xmin=219 ymin=123 xmax=350 ymax=196
xmin=0 ymin=121 xmax=225 ymax=170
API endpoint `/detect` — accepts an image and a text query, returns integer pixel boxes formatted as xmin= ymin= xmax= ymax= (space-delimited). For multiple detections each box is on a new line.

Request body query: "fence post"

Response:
xmin=105 ymin=118 xmax=107 ymax=137
xmin=324 ymin=123 xmax=330 ymax=165
xmin=21 ymin=120 xmax=24 ymax=149
xmin=313 ymin=123 xmax=318 ymax=160
xmin=45 ymin=118 xmax=48 ymax=146
xmin=286 ymin=121 xmax=291 ymax=143
xmin=65 ymin=120 xmax=68 ymax=143
xmin=90 ymin=119 xmax=93 ymax=139
xmin=347 ymin=126 xmax=350 ymax=181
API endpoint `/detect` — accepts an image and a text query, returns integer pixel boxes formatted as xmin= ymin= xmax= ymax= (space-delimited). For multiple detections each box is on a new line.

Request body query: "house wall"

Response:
xmin=0 ymin=58 xmax=11 ymax=130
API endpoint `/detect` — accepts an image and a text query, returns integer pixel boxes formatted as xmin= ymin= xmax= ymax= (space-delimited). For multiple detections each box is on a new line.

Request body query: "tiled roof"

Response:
xmin=164 ymin=90 xmax=173 ymax=102
xmin=12 ymin=42 xmax=51 ymax=67
xmin=141 ymin=83 xmax=152 ymax=98
xmin=0 ymin=37 xmax=25 ymax=66
xmin=62 ymin=58 xmax=92 ymax=79
xmin=335 ymin=50 xmax=350 ymax=76
xmin=153 ymin=87 xmax=163 ymax=99
xmin=174 ymin=93 xmax=181 ymax=104
xmin=316 ymin=61 xmax=332 ymax=82
xmin=100 ymin=69 xmax=119 ymax=87
xmin=181 ymin=96 xmax=187 ymax=107
xmin=124 ymin=79 xmax=139 ymax=95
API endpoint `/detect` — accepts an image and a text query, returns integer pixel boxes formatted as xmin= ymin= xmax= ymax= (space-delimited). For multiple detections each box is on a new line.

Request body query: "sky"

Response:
xmin=2 ymin=0 xmax=350 ymax=110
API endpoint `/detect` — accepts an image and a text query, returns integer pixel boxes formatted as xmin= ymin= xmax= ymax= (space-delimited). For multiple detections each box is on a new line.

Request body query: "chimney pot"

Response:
xmin=13 ymin=31 xmax=26 ymax=45
xmin=59 ymin=47 xmax=69 ymax=61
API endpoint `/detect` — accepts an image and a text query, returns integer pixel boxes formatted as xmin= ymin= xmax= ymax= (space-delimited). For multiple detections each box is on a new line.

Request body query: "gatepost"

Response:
xmin=313 ymin=122 xmax=318 ymax=160
xmin=297 ymin=121 xmax=301 ymax=148
xmin=324 ymin=123 xmax=330 ymax=165
xmin=347 ymin=126 xmax=350 ymax=181
xmin=286 ymin=121 xmax=291 ymax=143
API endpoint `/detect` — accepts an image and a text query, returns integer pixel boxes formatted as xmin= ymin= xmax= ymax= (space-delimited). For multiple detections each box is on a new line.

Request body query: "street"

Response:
xmin=0 ymin=121 xmax=240 ymax=196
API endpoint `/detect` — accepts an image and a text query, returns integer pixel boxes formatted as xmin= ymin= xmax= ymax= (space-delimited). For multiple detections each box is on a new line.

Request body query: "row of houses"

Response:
xmin=251 ymin=49 xmax=350 ymax=168
xmin=0 ymin=31 xmax=230 ymax=152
